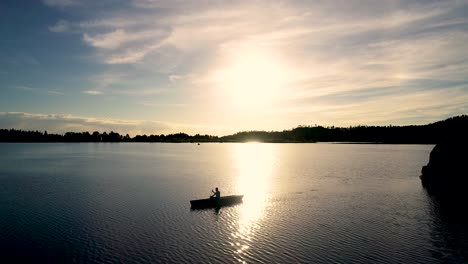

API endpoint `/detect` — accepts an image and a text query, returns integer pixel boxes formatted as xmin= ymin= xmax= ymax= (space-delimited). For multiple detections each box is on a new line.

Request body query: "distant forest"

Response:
xmin=1 ymin=115 xmax=467 ymax=143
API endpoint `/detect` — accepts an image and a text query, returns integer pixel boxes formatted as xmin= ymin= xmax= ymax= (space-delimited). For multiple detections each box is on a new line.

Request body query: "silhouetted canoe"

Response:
xmin=190 ymin=195 xmax=244 ymax=209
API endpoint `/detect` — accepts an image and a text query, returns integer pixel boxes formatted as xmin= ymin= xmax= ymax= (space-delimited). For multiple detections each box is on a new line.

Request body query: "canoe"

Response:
xmin=190 ymin=195 xmax=244 ymax=209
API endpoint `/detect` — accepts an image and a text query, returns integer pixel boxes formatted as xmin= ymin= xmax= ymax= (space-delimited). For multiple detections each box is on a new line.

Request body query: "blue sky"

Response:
xmin=1 ymin=0 xmax=467 ymax=135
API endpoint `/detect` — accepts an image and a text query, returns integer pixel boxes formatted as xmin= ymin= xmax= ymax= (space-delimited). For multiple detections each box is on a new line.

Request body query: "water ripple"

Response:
xmin=1 ymin=143 xmax=462 ymax=263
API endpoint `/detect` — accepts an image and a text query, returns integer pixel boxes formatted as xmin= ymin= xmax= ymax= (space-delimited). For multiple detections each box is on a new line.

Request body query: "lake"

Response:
xmin=1 ymin=143 xmax=467 ymax=263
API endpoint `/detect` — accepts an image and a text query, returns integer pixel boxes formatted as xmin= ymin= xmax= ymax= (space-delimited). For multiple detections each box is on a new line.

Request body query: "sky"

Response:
xmin=1 ymin=0 xmax=468 ymax=136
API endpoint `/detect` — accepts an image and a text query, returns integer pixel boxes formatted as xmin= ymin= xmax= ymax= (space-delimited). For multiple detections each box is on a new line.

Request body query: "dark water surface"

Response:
xmin=1 ymin=143 xmax=467 ymax=263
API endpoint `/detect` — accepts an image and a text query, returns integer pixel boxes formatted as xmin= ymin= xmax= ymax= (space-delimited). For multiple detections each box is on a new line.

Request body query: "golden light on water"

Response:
xmin=231 ymin=143 xmax=275 ymax=258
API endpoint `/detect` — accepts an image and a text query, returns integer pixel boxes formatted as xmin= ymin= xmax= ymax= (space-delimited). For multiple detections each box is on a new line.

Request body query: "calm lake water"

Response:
xmin=1 ymin=143 xmax=467 ymax=263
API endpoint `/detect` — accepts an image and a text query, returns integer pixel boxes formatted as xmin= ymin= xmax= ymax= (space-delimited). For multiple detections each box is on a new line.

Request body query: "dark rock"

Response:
xmin=420 ymin=135 xmax=468 ymax=197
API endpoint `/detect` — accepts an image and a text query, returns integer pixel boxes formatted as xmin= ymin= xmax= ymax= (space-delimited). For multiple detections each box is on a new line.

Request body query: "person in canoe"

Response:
xmin=210 ymin=187 xmax=220 ymax=202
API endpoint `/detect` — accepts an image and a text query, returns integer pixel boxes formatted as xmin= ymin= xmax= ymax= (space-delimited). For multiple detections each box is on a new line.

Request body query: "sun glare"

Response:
xmin=214 ymin=47 xmax=289 ymax=111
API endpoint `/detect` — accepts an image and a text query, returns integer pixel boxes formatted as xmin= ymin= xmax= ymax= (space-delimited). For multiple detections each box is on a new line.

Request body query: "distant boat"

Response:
xmin=190 ymin=195 xmax=244 ymax=209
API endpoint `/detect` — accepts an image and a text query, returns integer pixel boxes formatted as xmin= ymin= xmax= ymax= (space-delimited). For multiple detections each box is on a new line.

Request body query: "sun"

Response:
xmin=212 ymin=47 xmax=289 ymax=111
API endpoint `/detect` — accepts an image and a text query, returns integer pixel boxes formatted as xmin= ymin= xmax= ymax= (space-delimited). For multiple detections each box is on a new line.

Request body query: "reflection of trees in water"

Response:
xmin=426 ymin=192 xmax=468 ymax=263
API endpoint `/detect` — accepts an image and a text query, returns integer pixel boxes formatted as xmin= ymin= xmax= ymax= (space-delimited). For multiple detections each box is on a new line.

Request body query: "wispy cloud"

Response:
xmin=15 ymin=86 xmax=38 ymax=92
xmin=105 ymin=48 xmax=150 ymax=64
xmin=137 ymin=101 xmax=187 ymax=107
xmin=169 ymin=74 xmax=195 ymax=84
xmin=48 ymin=19 xmax=70 ymax=32
xmin=83 ymin=29 xmax=167 ymax=49
xmin=15 ymin=86 xmax=65 ymax=96
xmin=83 ymin=70 xmax=172 ymax=97
xmin=83 ymin=90 xmax=103 ymax=95
xmin=47 ymin=90 xmax=65 ymax=96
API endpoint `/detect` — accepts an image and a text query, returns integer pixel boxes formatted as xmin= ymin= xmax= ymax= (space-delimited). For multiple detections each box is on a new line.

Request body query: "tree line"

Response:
xmin=221 ymin=115 xmax=467 ymax=143
xmin=0 ymin=130 xmax=218 ymax=143
xmin=0 ymin=115 xmax=467 ymax=143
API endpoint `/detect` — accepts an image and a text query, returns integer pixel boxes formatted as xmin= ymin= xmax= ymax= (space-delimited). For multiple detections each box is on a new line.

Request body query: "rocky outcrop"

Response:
xmin=421 ymin=138 xmax=468 ymax=196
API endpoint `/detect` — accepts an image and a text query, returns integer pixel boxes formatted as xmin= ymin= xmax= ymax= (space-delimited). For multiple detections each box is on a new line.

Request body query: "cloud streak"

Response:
xmin=83 ymin=90 xmax=103 ymax=95
xmin=15 ymin=86 xmax=65 ymax=96
xmin=48 ymin=19 xmax=70 ymax=32
xmin=47 ymin=90 xmax=65 ymax=96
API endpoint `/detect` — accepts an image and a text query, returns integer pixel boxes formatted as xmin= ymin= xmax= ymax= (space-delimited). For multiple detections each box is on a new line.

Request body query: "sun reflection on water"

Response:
xmin=231 ymin=143 xmax=275 ymax=260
